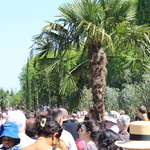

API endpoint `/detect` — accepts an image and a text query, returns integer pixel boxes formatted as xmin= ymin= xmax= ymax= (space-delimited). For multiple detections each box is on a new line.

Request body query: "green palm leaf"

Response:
xmin=59 ymin=74 xmax=78 ymax=95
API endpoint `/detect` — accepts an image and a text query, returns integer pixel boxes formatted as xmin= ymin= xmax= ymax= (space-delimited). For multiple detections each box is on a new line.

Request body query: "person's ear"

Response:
xmin=53 ymin=132 xmax=59 ymax=138
xmin=52 ymin=133 xmax=58 ymax=147
xmin=87 ymin=131 xmax=91 ymax=136
xmin=58 ymin=117 xmax=63 ymax=125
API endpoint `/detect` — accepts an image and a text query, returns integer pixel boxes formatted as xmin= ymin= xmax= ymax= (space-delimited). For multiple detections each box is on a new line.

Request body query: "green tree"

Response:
xmin=136 ymin=0 xmax=150 ymax=25
xmin=31 ymin=0 xmax=150 ymax=120
xmin=20 ymin=58 xmax=51 ymax=109
xmin=0 ymin=89 xmax=13 ymax=110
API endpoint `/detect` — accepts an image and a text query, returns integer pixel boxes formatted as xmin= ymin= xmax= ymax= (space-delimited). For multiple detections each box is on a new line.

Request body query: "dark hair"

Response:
xmin=82 ymin=121 xmax=100 ymax=142
xmin=25 ymin=118 xmax=36 ymax=138
xmin=97 ymin=129 xmax=119 ymax=150
xmin=24 ymin=110 xmax=33 ymax=119
xmin=77 ymin=122 xmax=83 ymax=132
xmin=99 ymin=121 xmax=106 ymax=131
xmin=84 ymin=114 xmax=90 ymax=121
xmin=47 ymin=108 xmax=63 ymax=122
xmin=147 ymin=111 xmax=150 ymax=120
xmin=88 ymin=108 xmax=97 ymax=120
xmin=134 ymin=115 xmax=144 ymax=121
xmin=26 ymin=125 xmax=36 ymax=138
xmin=138 ymin=105 xmax=147 ymax=114
xmin=35 ymin=115 xmax=62 ymax=138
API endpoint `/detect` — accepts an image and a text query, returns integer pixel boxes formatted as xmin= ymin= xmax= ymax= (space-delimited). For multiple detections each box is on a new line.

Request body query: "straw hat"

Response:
xmin=115 ymin=121 xmax=150 ymax=149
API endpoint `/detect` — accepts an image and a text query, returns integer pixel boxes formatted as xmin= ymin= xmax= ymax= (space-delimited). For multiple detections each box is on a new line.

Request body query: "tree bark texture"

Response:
xmin=88 ymin=43 xmax=107 ymax=121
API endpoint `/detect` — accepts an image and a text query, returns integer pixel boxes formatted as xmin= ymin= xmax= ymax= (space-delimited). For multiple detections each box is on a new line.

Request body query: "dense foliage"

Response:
xmin=136 ymin=0 xmax=150 ymax=25
xmin=0 ymin=0 xmax=149 ymax=119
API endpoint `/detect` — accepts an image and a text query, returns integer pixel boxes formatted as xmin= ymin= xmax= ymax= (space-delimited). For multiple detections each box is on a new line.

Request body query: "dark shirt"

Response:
xmin=62 ymin=120 xmax=78 ymax=141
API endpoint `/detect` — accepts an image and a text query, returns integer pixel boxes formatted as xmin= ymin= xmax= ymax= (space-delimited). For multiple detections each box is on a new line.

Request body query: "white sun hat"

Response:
xmin=104 ymin=111 xmax=120 ymax=124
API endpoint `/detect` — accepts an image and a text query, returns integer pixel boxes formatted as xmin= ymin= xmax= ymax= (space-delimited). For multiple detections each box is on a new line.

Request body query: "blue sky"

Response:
xmin=0 ymin=0 xmax=72 ymax=92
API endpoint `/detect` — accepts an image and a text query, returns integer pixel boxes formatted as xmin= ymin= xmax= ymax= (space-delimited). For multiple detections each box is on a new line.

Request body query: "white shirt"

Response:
xmin=60 ymin=129 xmax=77 ymax=150
xmin=110 ymin=124 xmax=119 ymax=133
xmin=18 ymin=133 xmax=36 ymax=148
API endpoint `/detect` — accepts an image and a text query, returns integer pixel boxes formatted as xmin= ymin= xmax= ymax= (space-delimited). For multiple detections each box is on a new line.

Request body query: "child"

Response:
xmin=0 ymin=122 xmax=21 ymax=150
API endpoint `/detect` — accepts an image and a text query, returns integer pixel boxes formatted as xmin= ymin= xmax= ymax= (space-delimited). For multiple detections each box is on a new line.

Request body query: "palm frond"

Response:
xmin=67 ymin=90 xmax=83 ymax=113
xmin=59 ymin=74 xmax=78 ymax=95
xmin=123 ymin=57 xmax=150 ymax=72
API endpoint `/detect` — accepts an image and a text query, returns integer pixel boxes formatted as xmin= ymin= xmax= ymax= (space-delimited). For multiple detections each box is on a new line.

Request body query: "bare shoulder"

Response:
xmin=21 ymin=143 xmax=51 ymax=150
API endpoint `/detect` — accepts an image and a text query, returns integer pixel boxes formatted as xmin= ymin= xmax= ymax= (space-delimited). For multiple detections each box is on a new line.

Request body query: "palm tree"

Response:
xmin=31 ymin=0 xmax=150 ymax=121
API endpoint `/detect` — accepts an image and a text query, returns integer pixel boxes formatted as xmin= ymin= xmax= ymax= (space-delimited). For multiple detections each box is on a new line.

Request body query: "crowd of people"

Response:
xmin=0 ymin=105 xmax=150 ymax=150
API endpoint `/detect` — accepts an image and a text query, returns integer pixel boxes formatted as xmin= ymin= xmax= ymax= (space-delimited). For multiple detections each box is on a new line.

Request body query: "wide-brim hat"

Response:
xmin=115 ymin=121 xmax=150 ymax=149
xmin=104 ymin=111 xmax=120 ymax=123
xmin=0 ymin=122 xmax=20 ymax=144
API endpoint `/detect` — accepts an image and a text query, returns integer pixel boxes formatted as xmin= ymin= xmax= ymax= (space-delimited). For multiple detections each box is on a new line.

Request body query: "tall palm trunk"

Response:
xmin=88 ymin=42 xmax=107 ymax=121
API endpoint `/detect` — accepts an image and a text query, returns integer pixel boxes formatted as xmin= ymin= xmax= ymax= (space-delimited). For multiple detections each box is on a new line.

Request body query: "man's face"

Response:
xmin=105 ymin=120 xmax=114 ymax=128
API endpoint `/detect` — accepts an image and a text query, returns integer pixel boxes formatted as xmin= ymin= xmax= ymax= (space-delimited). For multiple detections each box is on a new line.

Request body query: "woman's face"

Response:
xmin=2 ymin=136 xmax=16 ymax=148
xmin=78 ymin=124 xmax=89 ymax=141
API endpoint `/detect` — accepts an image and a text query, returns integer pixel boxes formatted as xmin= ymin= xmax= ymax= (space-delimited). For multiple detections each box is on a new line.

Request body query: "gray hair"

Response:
xmin=117 ymin=115 xmax=130 ymax=129
xmin=6 ymin=110 xmax=27 ymax=132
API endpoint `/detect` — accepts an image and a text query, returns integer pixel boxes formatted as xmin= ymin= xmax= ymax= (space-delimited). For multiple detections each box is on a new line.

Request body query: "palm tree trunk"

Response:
xmin=88 ymin=43 xmax=107 ymax=121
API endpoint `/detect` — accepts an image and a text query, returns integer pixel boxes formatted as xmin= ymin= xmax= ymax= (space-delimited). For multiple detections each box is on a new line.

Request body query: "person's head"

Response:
xmin=6 ymin=110 xmax=27 ymax=132
xmin=1 ymin=112 xmax=7 ymax=119
xmin=59 ymin=108 xmax=69 ymax=120
xmin=119 ymin=109 xmax=126 ymax=115
xmin=115 ymin=121 xmax=150 ymax=150
xmin=98 ymin=129 xmax=120 ymax=150
xmin=138 ymin=105 xmax=147 ymax=115
xmin=35 ymin=110 xmax=47 ymax=117
xmin=103 ymin=111 xmax=108 ymax=116
xmin=25 ymin=118 xmax=37 ymax=138
xmin=134 ymin=115 xmax=144 ymax=121
xmin=35 ymin=115 xmax=62 ymax=147
xmin=88 ymin=108 xmax=97 ymax=120
xmin=78 ymin=121 xmax=100 ymax=142
xmin=24 ymin=110 xmax=33 ymax=119
xmin=104 ymin=111 xmax=120 ymax=128
xmin=50 ymin=109 xmax=63 ymax=126
xmin=84 ymin=114 xmax=90 ymax=121
xmin=0 ymin=122 xmax=20 ymax=148
xmin=117 ymin=115 xmax=130 ymax=131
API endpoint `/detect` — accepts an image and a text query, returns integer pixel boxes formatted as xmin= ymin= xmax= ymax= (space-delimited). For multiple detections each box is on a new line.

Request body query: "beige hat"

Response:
xmin=115 ymin=121 xmax=150 ymax=149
